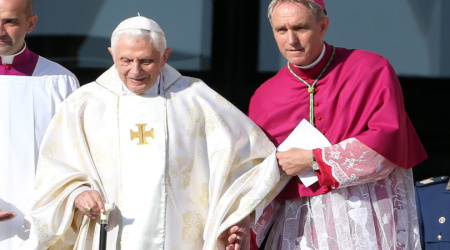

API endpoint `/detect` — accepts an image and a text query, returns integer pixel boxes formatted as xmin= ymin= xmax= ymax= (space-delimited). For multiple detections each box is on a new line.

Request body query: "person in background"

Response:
xmin=249 ymin=0 xmax=427 ymax=249
xmin=415 ymin=176 xmax=450 ymax=249
xmin=0 ymin=0 xmax=79 ymax=248
xmin=26 ymin=15 xmax=286 ymax=249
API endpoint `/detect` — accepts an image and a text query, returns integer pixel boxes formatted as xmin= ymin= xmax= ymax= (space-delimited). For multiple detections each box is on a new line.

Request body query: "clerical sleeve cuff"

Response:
xmin=314 ymin=148 xmax=340 ymax=189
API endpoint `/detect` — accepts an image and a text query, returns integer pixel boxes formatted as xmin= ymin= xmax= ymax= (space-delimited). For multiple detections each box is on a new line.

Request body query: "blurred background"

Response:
xmin=27 ymin=0 xmax=449 ymax=181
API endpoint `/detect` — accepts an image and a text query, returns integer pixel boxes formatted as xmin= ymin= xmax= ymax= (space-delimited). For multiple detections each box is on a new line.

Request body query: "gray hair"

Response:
xmin=110 ymin=28 xmax=167 ymax=53
xmin=268 ymin=0 xmax=326 ymax=23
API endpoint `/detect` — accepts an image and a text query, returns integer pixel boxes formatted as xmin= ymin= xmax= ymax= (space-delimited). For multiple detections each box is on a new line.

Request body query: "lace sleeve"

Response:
xmin=321 ymin=138 xmax=397 ymax=188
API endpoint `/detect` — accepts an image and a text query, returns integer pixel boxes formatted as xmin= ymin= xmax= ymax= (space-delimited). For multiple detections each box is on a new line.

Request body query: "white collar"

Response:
xmin=1 ymin=43 xmax=26 ymax=64
xmin=296 ymin=44 xmax=326 ymax=70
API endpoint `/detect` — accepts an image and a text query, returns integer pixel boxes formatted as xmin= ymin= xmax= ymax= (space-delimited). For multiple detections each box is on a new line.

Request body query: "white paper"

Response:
xmin=277 ymin=119 xmax=331 ymax=187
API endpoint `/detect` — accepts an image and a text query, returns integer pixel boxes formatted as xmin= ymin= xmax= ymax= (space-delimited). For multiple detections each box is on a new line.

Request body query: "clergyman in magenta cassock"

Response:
xmin=249 ymin=0 xmax=427 ymax=249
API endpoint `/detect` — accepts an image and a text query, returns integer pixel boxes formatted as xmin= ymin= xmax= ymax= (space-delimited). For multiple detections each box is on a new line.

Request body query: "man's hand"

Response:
xmin=276 ymin=148 xmax=313 ymax=176
xmin=74 ymin=190 xmax=105 ymax=219
xmin=0 ymin=209 xmax=17 ymax=222
xmin=218 ymin=216 xmax=250 ymax=250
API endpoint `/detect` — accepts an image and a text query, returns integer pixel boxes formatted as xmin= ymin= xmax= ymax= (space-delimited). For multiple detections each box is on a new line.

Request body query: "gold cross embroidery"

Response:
xmin=130 ymin=124 xmax=154 ymax=145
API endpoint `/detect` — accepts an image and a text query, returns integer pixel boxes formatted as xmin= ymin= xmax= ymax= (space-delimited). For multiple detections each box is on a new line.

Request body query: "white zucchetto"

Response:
xmin=113 ymin=15 xmax=164 ymax=35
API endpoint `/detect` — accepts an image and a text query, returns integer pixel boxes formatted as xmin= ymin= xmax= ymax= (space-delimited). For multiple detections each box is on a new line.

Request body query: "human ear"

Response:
xmin=26 ymin=15 xmax=38 ymax=33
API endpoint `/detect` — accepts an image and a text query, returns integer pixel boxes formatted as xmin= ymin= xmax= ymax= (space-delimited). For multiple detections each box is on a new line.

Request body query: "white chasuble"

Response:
xmin=26 ymin=64 xmax=289 ymax=250
xmin=0 ymin=73 xmax=78 ymax=249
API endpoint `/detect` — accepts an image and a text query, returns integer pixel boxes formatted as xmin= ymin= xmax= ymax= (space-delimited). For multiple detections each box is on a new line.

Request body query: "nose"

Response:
xmin=287 ymin=30 xmax=299 ymax=46
xmin=130 ymin=62 xmax=142 ymax=75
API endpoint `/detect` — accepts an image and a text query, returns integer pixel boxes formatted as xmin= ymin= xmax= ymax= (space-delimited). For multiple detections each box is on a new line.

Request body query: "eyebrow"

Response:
xmin=273 ymin=25 xmax=286 ymax=31
xmin=140 ymin=58 xmax=154 ymax=63
xmin=273 ymin=22 xmax=308 ymax=31
xmin=119 ymin=57 xmax=155 ymax=63
xmin=291 ymin=23 xmax=309 ymax=29
xmin=2 ymin=17 xmax=20 ymax=22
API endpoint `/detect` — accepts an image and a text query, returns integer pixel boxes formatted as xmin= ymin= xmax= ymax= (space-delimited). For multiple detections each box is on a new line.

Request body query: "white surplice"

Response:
xmin=0 ymin=57 xmax=79 ymax=249
xmin=26 ymin=64 xmax=289 ymax=250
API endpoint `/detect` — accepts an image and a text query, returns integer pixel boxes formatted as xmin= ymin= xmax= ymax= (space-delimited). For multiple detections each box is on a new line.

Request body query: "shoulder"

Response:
xmin=162 ymin=64 xmax=211 ymax=94
xmin=335 ymin=46 xmax=391 ymax=69
xmin=31 ymin=57 xmax=80 ymax=92
xmin=332 ymin=46 xmax=399 ymax=91
xmin=252 ymin=66 xmax=287 ymax=98
xmin=169 ymin=75 xmax=218 ymax=97
xmin=415 ymin=176 xmax=450 ymax=203
xmin=264 ymin=66 xmax=288 ymax=85
xmin=33 ymin=56 xmax=78 ymax=79
xmin=169 ymin=75 xmax=244 ymax=113
xmin=416 ymin=176 xmax=449 ymax=189
xmin=62 ymin=81 xmax=101 ymax=104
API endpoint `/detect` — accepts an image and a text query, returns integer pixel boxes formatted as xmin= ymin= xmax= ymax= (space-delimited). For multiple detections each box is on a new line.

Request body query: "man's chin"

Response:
xmin=284 ymin=55 xmax=306 ymax=66
xmin=128 ymin=85 xmax=151 ymax=95
xmin=289 ymin=60 xmax=307 ymax=67
xmin=0 ymin=46 xmax=13 ymax=55
xmin=129 ymin=88 xmax=145 ymax=95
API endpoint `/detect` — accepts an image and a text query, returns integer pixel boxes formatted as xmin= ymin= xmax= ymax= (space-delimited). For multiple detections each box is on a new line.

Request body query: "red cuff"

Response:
xmin=250 ymin=229 xmax=258 ymax=250
xmin=314 ymin=148 xmax=339 ymax=189
xmin=274 ymin=149 xmax=339 ymax=199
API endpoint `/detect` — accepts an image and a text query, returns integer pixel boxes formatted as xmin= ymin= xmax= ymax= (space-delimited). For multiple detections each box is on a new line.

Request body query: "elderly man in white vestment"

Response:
xmin=25 ymin=15 xmax=288 ymax=250
xmin=0 ymin=0 xmax=79 ymax=248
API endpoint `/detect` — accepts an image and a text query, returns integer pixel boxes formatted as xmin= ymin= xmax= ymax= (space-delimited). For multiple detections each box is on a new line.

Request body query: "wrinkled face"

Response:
xmin=108 ymin=35 xmax=171 ymax=95
xmin=271 ymin=2 xmax=328 ymax=66
xmin=0 ymin=0 xmax=37 ymax=55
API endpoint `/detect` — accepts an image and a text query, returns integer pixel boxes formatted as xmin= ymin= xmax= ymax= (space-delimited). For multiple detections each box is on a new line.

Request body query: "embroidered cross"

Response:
xmin=130 ymin=124 xmax=154 ymax=145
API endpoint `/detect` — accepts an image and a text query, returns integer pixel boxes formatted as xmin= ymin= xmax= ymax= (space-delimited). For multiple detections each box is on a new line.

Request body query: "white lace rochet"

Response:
xmin=255 ymin=138 xmax=420 ymax=250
